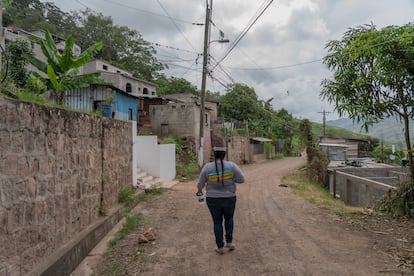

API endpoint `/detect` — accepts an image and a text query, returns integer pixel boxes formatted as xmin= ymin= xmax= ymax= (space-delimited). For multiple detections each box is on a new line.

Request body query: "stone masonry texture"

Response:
xmin=0 ymin=96 xmax=132 ymax=275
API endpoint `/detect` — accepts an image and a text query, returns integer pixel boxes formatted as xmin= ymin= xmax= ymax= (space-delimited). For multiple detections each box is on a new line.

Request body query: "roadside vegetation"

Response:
xmin=322 ymin=23 xmax=414 ymax=218
xmin=284 ymin=173 xmax=364 ymax=220
xmin=159 ymin=135 xmax=199 ymax=182
xmin=109 ymin=187 xmax=164 ymax=247
xmin=109 ymin=214 xmax=144 ymax=247
xmin=119 ymin=187 xmax=164 ymax=212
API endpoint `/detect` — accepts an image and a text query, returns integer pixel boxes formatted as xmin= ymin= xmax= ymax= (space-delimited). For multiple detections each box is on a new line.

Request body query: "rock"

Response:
xmin=144 ymin=227 xmax=157 ymax=241
xmin=138 ymin=234 xmax=149 ymax=244
xmin=138 ymin=228 xmax=157 ymax=243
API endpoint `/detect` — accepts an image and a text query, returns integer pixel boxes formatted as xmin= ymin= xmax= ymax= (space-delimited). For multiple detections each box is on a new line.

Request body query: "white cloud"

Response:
xmin=45 ymin=0 xmax=414 ymax=122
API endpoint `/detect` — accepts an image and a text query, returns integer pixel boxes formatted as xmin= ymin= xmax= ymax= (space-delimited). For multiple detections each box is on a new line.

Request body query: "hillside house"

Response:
xmin=319 ymin=137 xmax=370 ymax=159
xmin=82 ymin=60 xmax=158 ymax=123
xmin=149 ymin=93 xmax=216 ymax=164
xmin=49 ymin=84 xmax=138 ymax=121
xmin=250 ymin=137 xmax=273 ymax=162
xmin=3 ymin=27 xmax=81 ymax=77
xmin=319 ymin=143 xmax=348 ymax=161
xmin=82 ymin=60 xmax=157 ymax=98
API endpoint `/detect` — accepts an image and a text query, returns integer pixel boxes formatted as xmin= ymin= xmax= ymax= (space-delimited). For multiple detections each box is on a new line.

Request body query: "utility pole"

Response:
xmin=198 ymin=0 xmax=212 ymax=168
xmin=318 ymin=110 xmax=331 ymax=137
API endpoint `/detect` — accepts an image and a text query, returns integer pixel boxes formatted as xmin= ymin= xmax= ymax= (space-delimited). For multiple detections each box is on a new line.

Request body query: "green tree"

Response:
xmin=321 ymin=23 xmax=414 ymax=179
xmin=3 ymin=0 xmax=76 ymax=36
xmin=72 ymin=11 xmax=164 ymax=81
xmin=4 ymin=3 xmax=163 ymax=81
xmin=220 ymin=83 xmax=262 ymax=122
xmin=154 ymin=75 xmax=198 ymax=95
xmin=3 ymin=39 xmax=33 ymax=87
xmin=29 ymin=30 xmax=103 ymax=104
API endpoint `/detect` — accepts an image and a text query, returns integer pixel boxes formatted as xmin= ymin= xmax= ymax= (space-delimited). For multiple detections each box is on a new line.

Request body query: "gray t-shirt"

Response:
xmin=197 ymin=160 xmax=245 ymax=198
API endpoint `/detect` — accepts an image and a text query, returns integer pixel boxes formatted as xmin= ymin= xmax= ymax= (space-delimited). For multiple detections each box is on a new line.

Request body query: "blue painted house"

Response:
xmin=55 ymin=84 xmax=139 ymax=121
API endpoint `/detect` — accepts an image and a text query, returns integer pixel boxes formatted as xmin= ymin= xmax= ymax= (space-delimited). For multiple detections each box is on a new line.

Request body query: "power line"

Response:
xmin=156 ymin=0 xmax=197 ymax=52
xmin=210 ymin=56 xmax=236 ymax=84
xmin=227 ymin=58 xmax=323 ymax=71
xmin=179 ymin=59 xmax=198 ymax=78
xmin=212 ymin=0 xmax=273 ymax=70
xmin=163 ymin=62 xmax=202 ymax=72
xmin=101 ymin=0 xmax=196 ymax=24
xmin=149 ymin=41 xmax=198 ymax=54
xmin=73 ymin=0 xmax=92 ymax=10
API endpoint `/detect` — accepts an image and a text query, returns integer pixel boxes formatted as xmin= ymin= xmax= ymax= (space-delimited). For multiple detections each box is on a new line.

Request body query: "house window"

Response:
xmin=152 ymin=91 xmax=155 ymax=95
xmin=126 ymin=83 xmax=132 ymax=93
xmin=205 ymin=114 xmax=208 ymax=126
xmin=128 ymin=108 xmax=133 ymax=120
xmin=253 ymin=143 xmax=264 ymax=155
xmin=102 ymin=65 xmax=108 ymax=70
xmin=143 ymin=88 xmax=148 ymax=95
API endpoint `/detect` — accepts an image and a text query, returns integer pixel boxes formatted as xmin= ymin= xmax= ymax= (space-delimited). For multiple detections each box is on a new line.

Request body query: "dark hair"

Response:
xmin=213 ymin=147 xmax=226 ymax=185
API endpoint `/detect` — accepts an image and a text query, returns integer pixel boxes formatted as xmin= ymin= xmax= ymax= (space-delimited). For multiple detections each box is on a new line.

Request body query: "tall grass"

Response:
xmin=284 ymin=173 xmax=364 ymax=219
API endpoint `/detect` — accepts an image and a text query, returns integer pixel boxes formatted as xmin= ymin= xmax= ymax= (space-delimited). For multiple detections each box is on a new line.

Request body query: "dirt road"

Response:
xmin=94 ymin=155 xmax=409 ymax=275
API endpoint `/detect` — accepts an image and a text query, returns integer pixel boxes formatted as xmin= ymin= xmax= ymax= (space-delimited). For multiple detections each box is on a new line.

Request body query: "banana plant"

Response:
xmin=29 ymin=30 xmax=103 ymax=105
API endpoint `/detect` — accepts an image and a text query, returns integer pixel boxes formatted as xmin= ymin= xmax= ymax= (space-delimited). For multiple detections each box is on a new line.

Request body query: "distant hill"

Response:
xmin=310 ymin=120 xmax=376 ymax=142
xmin=326 ymin=117 xmax=414 ymax=146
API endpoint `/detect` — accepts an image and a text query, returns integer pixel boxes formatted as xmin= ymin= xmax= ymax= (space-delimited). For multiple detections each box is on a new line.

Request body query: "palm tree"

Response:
xmin=29 ymin=30 xmax=103 ymax=105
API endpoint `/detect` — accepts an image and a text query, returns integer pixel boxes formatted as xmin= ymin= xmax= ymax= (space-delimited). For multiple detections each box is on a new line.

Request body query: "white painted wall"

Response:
xmin=134 ymin=135 xmax=176 ymax=181
xmin=136 ymin=136 xmax=160 ymax=178
xmin=132 ymin=123 xmax=139 ymax=187
xmin=160 ymin=144 xmax=176 ymax=180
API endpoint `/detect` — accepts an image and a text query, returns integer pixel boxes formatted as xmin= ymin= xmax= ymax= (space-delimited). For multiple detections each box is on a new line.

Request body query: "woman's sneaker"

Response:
xmin=226 ymin=243 xmax=235 ymax=251
xmin=215 ymin=247 xmax=225 ymax=255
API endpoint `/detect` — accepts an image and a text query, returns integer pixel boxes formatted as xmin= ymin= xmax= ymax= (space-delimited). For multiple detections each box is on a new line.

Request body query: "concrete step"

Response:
xmin=138 ymin=175 xmax=153 ymax=183
xmin=136 ymin=168 xmax=178 ymax=190
xmin=137 ymin=171 xmax=147 ymax=178
xmin=159 ymin=180 xmax=179 ymax=189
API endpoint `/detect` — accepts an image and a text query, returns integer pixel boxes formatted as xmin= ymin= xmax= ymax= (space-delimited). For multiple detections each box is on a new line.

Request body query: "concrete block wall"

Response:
xmin=328 ymin=169 xmax=396 ymax=207
xmin=150 ymin=102 xmax=212 ymax=164
xmin=150 ymin=103 xmax=197 ymax=137
xmin=0 ymin=96 xmax=132 ymax=275
xmin=226 ymin=135 xmax=249 ymax=165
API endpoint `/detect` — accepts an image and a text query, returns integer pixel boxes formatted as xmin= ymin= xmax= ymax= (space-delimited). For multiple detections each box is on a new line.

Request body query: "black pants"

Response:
xmin=206 ymin=197 xmax=237 ymax=248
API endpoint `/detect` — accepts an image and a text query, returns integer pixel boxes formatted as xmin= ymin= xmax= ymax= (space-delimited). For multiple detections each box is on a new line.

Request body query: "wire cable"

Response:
xmin=156 ymin=0 xmax=197 ymax=52
xmin=212 ymin=0 xmax=273 ymax=70
xmin=101 ymin=0 xmax=196 ymax=24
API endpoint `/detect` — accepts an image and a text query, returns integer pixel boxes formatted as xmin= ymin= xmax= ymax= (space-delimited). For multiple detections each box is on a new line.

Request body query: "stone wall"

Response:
xmin=0 ymin=96 xmax=132 ymax=275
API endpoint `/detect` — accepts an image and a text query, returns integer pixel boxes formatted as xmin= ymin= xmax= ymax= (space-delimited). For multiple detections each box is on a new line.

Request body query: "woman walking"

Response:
xmin=197 ymin=146 xmax=245 ymax=254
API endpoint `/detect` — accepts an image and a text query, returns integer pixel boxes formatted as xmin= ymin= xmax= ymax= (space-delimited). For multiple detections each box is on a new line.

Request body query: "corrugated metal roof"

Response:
xmin=251 ymin=137 xmax=272 ymax=142
xmin=319 ymin=143 xmax=349 ymax=148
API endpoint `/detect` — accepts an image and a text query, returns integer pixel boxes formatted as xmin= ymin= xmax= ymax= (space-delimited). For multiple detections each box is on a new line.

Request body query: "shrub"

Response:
xmin=306 ymin=146 xmax=329 ymax=186
xmin=374 ymin=180 xmax=414 ymax=218
xmin=118 ymin=187 xmax=136 ymax=208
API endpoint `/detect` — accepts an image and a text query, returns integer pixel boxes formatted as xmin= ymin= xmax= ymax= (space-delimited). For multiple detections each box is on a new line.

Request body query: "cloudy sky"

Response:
xmin=45 ymin=0 xmax=414 ymax=122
